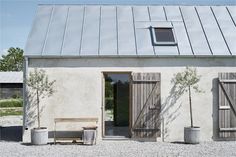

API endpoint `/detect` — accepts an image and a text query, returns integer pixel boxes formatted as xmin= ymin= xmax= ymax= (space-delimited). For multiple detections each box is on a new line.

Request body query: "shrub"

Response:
xmin=105 ymin=97 xmax=113 ymax=110
xmin=0 ymin=98 xmax=23 ymax=108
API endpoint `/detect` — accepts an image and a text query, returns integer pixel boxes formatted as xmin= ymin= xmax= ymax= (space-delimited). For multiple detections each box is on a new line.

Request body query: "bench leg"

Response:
xmin=95 ymin=129 xmax=97 ymax=145
xmin=54 ymin=122 xmax=56 ymax=144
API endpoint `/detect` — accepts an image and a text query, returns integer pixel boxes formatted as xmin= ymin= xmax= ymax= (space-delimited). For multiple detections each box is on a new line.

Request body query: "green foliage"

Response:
xmin=0 ymin=98 xmax=23 ymax=108
xmin=105 ymin=76 xmax=113 ymax=98
xmin=26 ymin=68 xmax=56 ymax=128
xmin=27 ymin=69 xmax=56 ymax=97
xmin=105 ymin=97 xmax=113 ymax=110
xmin=105 ymin=76 xmax=114 ymax=110
xmin=172 ymin=67 xmax=202 ymax=93
xmin=0 ymin=47 xmax=24 ymax=71
xmin=172 ymin=67 xmax=203 ymax=127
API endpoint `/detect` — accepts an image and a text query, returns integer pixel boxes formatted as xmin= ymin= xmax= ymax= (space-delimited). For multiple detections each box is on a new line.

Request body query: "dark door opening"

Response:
xmin=104 ymin=73 xmax=130 ymax=138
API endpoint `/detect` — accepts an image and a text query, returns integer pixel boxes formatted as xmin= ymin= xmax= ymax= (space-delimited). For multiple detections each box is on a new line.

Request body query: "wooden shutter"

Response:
xmin=131 ymin=73 xmax=161 ymax=138
xmin=219 ymin=73 xmax=236 ymax=139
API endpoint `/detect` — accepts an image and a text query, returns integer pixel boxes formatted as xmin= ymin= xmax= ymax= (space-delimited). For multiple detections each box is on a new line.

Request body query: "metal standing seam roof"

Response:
xmin=0 ymin=72 xmax=23 ymax=83
xmin=24 ymin=5 xmax=236 ymax=57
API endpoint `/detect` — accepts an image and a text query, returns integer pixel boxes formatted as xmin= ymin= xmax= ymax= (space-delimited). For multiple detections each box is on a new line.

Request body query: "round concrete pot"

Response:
xmin=184 ymin=127 xmax=200 ymax=144
xmin=31 ymin=127 xmax=48 ymax=145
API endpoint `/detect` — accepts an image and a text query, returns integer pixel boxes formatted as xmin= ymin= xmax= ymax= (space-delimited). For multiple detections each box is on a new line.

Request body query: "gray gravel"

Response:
xmin=0 ymin=115 xmax=22 ymax=126
xmin=0 ymin=116 xmax=235 ymax=157
xmin=0 ymin=140 xmax=236 ymax=157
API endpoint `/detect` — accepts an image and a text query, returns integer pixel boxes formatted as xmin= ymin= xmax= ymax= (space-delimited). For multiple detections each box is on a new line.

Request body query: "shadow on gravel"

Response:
xmin=48 ymin=142 xmax=83 ymax=145
xmin=21 ymin=143 xmax=33 ymax=146
xmin=21 ymin=142 xmax=85 ymax=146
xmin=171 ymin=141 xmax=200 ymax=145
xmin=0 ymin=126 xmax=22 ymax=142
xmin=171 ymin=141 xmax=186 ymax=144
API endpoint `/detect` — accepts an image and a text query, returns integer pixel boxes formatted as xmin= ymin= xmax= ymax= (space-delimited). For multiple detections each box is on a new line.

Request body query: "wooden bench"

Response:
xmin=54 ymin=118 xmax=98 ymax=144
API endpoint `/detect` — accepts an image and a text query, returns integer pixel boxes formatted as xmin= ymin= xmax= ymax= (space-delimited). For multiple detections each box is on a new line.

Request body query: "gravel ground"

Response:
xmin=0 ymin=115 xmax=22 ymax=126
xmin=0 ymin=140 xmax=236 ymax=157
xmin=0 ymin=116 xmax=236 ymax=157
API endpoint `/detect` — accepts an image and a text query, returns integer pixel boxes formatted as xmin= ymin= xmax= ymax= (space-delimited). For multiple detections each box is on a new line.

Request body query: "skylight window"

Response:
xmin=151 ymin=27 xmax=177 ymax=46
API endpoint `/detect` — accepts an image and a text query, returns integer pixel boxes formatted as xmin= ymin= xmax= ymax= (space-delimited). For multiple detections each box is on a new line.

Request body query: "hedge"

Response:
xmin=105 ymin=97 xmax=113 ymax=110
xmin=0 ymin=98 xmax=23 ymax=108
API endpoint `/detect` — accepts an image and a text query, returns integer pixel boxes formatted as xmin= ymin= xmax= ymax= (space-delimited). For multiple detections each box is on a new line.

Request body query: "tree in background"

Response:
xmin=0 ymin=47 xmax=24 ymax=71
xmin=105 ymin=76 xmax=114 ymax=110
xmin=105 ymin=76 xmax=113 ymax=98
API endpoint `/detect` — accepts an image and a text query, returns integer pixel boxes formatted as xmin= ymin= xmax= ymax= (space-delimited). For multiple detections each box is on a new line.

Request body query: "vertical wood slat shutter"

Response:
xmin=219 ymin=73 xmax=236 ymax=139
xmin=131 ymin=73 xmax=161 ymax=138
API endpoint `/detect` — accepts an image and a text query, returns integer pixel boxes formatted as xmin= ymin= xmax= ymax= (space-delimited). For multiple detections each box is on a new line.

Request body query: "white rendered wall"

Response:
xmin=23 ymin=57 xmax=236 ymax=142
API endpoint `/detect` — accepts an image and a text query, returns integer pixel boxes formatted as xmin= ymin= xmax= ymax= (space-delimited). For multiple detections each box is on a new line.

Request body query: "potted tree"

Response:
xmin=26 ymin=68 xmax=56 ymax=145
xmin=172 ymin=67 xmax=203 ymax=144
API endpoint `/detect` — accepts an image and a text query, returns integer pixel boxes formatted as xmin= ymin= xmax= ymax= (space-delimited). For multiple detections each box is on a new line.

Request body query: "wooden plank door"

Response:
xmin=218 ymin=73 xmax=236 ymax=139
xmin=131 ymin=73 xmax=161 ymax=138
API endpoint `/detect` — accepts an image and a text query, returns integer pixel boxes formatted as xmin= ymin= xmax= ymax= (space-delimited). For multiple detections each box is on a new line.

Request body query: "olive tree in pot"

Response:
xmin=26 ymin=68 xmax=56 ymax=145
xmin=172 ymin=67 xmax=203 ymax=144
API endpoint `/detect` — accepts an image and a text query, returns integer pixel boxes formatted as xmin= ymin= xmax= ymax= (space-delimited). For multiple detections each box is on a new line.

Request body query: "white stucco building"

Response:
xmin=23 ymin=4 xmax=236 ymax=143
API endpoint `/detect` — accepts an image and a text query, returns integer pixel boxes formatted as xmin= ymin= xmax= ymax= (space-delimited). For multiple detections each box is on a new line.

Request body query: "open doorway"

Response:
xmin=103 ymin=73 xmax=130 ymax=138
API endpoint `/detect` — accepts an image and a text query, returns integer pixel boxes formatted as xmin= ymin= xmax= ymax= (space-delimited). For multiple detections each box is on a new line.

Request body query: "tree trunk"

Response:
xmin=37 ymin=90 xmax=40 ymax=128
xmin=188 ymin=85 xmax=193 ymax=128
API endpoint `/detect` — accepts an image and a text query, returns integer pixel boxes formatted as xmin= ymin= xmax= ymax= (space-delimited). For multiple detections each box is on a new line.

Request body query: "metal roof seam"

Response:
xmin=226 ymin=7 xmax=236 ymax=27
xmin=178 ymin=6 xmax=195 ymax=56
xmin=163 ymin=6 xmax=168 ymax=21
xmin=210 ymin=7 xmax=232 ymax=55
xmin=131 ymin=7 xmax=138 ymax=55
xmin=78 ymin=6 xmax=86 ymax=56
xmin=195 ymin=7 xmax=213 ymax=55
xmin=60 ymin=6 xmax=70 ymax=56
xmin=147 ymin=6 xmax=151 ymax=21
xmin=41 ymin=5 xmax=54 ymax=55
xmin=98 ymin=6 xmax=102 ymax=56
xmin=115 ymin=6 xmax=119 ymax=55
xmin=171 ymin=21 xmax=181 ymax=55
xmin=147 ymin=6 xmax=156 ymax=55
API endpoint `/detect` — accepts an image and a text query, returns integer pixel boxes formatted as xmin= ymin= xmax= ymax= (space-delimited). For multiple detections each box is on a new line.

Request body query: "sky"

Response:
xmin=0 ymin=0 xmax=236 ymax=56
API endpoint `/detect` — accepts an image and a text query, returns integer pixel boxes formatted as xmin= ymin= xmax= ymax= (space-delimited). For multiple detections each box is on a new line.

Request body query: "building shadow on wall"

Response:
xmin=161 ymin=84 xmax=184 ymax=141
xmin=0 ymin=126 xmax=22 ymax=142
xmin=212 ymin=78 xmax=219 ymax=141
xmin=25 ymin=92 xmax=46 ymax=129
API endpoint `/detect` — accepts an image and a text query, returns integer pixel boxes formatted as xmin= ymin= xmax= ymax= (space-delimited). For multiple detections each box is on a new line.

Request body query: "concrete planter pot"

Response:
xmin=184 ymin=127 xmax=200 ymax=144
xmin=31 ymin=127 xmax=48 ymax=145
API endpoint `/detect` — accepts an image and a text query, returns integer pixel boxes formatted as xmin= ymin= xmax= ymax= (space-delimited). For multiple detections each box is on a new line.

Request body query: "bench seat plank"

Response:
xmin=55 ymin=118 xmax=98 ymax=123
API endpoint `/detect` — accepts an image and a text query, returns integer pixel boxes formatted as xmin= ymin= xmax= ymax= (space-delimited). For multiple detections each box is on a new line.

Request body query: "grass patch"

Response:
xmin=0 ymin=99 xmax=23 ymax=108
xmin=0 ymin=108 xmax=22 ymax=117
